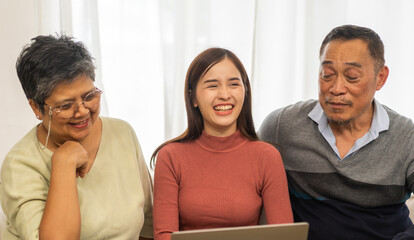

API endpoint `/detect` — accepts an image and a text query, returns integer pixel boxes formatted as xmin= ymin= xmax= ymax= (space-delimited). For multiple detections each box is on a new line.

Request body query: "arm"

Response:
xmin=39 ymin=141 xmax=88 ymax=240
xmin=261 ymin=146 xmax=293 ymax=224
xmin=393 ymin=169 xmax=414 ymax=239
xmin=0 ymin=140 xmax=88 ymax=239
xmin=132 ymin=132 xmax=154 ymax=239
xmin=393 ymin=136 xmax=414 ymax=239
xmin=153 ymin=147 xmax=180 ymax=240
xmin=257 ymin=108 xmax=282 ymax=144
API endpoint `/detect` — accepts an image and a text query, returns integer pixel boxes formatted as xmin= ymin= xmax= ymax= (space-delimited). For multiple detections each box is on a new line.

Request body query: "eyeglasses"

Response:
xmin=45 ymin=88 xmax=103 ymax=119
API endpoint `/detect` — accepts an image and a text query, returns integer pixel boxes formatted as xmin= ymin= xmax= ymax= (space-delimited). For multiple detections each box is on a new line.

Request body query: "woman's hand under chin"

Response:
xmin=52 ymin=141 xmax=89 ymax=178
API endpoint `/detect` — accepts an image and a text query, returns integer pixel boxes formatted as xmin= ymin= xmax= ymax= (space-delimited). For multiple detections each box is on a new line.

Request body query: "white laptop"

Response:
xmin=171 ymin=222 xmax=309 ymax=240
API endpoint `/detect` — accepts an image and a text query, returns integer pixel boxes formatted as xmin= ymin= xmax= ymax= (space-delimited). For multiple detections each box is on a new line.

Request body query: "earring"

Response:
xmin=36 ymin=115 xmax=40 ymax=119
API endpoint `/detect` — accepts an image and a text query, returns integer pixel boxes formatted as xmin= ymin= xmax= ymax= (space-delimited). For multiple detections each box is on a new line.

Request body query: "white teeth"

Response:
xmin=72 ymin=119 xmax=87 ymax=125
xmin=214 ymin=105 xmax=233 ymax=111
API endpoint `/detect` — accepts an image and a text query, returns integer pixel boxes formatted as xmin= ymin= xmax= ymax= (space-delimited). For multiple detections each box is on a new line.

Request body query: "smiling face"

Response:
xmin=31 ymin=74 xmax=101 ymax=147
xmin=193 ymin=58 xmax=245 ymax=137
xmin=318 ymin=39 xmax=388 ymax=126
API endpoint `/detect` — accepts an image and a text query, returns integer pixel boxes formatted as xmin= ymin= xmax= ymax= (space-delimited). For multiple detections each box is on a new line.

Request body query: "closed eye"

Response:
xmin=346 ymin=76 xmax=359 ymax=81
xmin=84 ymin=92 xmax=97 ymax=101
xmin=320 ymin=67 xmax=335 ymax=81
xmin=58 ymin=102 xmax=74 ymax=110
xmin=321 ymin=74 xmax=334 ymax=81
xmin=229 ymin=78 xmax=242 ymax=87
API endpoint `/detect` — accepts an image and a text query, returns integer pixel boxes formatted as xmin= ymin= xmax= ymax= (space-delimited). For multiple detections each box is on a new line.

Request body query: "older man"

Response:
xmin=259 ymin=25 xmax=414 ymax=239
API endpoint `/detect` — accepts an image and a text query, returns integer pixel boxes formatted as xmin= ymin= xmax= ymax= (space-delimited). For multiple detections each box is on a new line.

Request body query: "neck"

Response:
xmin=204 ymin=128 xmax=237 ymax=137
xmin=329 ymin=106 xmax=374 ymax=141
xmin=37 ymin=122 xmax=58 ymax=151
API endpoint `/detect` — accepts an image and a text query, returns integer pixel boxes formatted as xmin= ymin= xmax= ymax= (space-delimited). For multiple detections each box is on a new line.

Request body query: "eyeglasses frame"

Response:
xmin=44 ymin=87 xmax=103 ymax=119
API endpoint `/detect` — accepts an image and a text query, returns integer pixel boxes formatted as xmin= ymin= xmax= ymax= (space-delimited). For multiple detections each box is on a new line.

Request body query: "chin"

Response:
xmin=71 ymin=131 xmax=91 ymax=142
xmin=327 ymin=116 xmax=352 ymax=125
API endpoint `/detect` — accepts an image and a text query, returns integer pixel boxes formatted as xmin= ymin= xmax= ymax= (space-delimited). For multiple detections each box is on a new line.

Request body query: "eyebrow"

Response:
xmin=321 ymin=60 xmax=333 ymax=66
xmin=54 ymin=88 xmax=96 ymax=104
xmin=202 ymin=77 xmax=241 ymax=84
xmin=345 ymin=62 xmax=363 ymax=68
xmin=202 ymin=79 xmax=219 ymax=84
xmin=321 ymin=60 xmax=362 ymax=68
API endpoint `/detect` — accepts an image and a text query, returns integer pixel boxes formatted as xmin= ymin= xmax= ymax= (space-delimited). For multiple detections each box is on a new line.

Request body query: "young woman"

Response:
xmin=152 ymin=47 xmax=293 ymax=240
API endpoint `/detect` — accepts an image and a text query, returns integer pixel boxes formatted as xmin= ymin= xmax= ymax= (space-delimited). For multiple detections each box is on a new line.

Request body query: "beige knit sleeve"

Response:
xmin=131 ymin=128 xmax=154 ymax=239
xmin=1 ymin=130 xmax=51 ymax=240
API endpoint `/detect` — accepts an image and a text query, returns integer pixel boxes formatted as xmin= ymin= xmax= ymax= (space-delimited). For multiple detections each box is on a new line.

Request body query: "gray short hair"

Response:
xmin=16 ymin=34 xmax=95 ymax=113
xmin=320 ymin=25 xmax=385 ymax=72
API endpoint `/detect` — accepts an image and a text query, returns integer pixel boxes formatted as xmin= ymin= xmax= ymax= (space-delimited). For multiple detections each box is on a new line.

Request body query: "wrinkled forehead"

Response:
xmin=320 ymin=39 xmax=375 ymax=67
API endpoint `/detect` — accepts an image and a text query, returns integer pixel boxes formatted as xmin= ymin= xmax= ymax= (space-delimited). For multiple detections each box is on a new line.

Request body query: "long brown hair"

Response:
xmin=150 ymin=47 xmax=257 ymax=168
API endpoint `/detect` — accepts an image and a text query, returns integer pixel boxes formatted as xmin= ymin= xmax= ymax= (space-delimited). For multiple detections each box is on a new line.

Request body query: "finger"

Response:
xmin=78 ymin=166 xmax=88 ymax=178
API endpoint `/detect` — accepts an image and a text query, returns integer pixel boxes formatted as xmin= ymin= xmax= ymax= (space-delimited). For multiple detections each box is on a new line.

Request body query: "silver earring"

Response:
xmin=36 ymin=115 xmax=40 ymax=119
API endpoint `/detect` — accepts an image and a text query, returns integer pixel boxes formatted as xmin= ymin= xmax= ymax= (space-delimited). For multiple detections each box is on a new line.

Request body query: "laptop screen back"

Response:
xmin=171 ymin=222 xmax=309 ymax=240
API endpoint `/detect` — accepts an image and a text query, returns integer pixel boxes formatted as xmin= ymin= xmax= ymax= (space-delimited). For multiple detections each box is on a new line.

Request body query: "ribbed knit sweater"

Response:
xmin=153 ymin=131 xmax=293 ymax=240
xmin=258 ymin=100 xmax=414 ymax=240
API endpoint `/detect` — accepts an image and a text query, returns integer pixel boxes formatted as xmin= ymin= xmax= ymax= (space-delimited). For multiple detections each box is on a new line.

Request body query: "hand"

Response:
xmin=52 ymin=141 xmax=89 ymax=178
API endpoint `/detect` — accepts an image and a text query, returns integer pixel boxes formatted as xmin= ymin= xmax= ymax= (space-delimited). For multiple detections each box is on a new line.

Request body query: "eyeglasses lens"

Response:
xmin=59 ymin=90 xmax=101 ymax=118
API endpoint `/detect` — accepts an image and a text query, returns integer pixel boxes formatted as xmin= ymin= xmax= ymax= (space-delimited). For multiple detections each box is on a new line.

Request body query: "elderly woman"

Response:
xmin=0 ymin=35 xmax=153 ymax=239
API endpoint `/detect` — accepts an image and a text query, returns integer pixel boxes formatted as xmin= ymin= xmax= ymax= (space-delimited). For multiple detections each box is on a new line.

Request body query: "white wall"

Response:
xmin=0 ymin=1 xmax=42 ymax=162
xmin=2 ymin=0 xmax=414 ymax=165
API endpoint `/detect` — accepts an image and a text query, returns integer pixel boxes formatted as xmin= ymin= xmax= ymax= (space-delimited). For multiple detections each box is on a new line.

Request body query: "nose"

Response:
xmin=218 ymin=86 xmax=231 ymax=100
xmin=73 ymin=101 xmax=90 ymax=117
xmin=330 ymin=78 xmax=347 ymax=96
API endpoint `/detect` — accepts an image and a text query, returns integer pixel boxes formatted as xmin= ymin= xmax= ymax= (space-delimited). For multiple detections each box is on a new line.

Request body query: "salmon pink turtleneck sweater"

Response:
xmin=153 ymin=131 xmax=293 ymax=240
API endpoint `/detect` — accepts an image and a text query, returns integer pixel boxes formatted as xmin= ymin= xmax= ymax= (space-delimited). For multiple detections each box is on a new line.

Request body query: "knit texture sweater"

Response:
xmin=1 ymin=117 xmax=153 ymax=239
xmin=258 ymin=100 xmax=414 ymax=240
xmin=153 ymin=131 xmax=293 ymax=240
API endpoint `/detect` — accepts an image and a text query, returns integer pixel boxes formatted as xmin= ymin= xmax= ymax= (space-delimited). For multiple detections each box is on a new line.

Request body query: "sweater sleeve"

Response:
xmin=131 ymin=128 xmax=154 ymax=239
xmin=153 ymin=145 xmax=180 ymax=240
xmin=0 ymin=144 xmax=50 ymax=239
xmin=258 ymin=108 xmax=283 ymax=144
xmin=260 ymin=146 xmax=293 ymax=224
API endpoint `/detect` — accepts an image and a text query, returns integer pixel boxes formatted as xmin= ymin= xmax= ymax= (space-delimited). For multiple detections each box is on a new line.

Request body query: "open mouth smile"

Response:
xmin=70 ymin=119 xmax=88 ymax=125
xmin=213 ymin=104 xmax=234 ymax=111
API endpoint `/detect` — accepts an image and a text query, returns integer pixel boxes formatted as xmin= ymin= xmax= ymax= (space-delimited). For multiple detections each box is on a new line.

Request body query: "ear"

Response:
xmin=375 ymin=65 xmax=389 ymax=91
xmin=190 ymin=90 xmax=198 ymax=108
xmin=29 ymin=99 xmax=43 ymax=120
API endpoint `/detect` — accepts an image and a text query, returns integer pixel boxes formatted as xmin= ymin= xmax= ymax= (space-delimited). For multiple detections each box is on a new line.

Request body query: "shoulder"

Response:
xmin=259 ymin=100 xmax=317 ymax=141
xmin=246 ymin=140 xmax=278 ymax=151
xmin=158 ymin=141 xmax=192 ymax=157
xmin=244 ymin=141 xmax=284 ymax=172
xmin=154 ymin=141 xmax=191 ymax=175
xmin=3 ymin=127 xmax=41 ymax=167
xmin=1 ymin=127 xmax=49 ymax=185
xmin=261 ymin=100 xmax=317 ymax=126
xmin=384 ymin=105 xmax=414 ymax=130
xmin=156 ymin=140 xmax=197 ymax=165
xmin=381 ymin=105 xmax=414 ymax=142
xmin=101 ymin=116 xmax=133 ymax=131
xmin=277 ymin=99 xmax=318 ymax=118
xmin=245 ymin=140 xmax=282 ymax=160
xmin=101 ymin=116 xmax=138 ymax=139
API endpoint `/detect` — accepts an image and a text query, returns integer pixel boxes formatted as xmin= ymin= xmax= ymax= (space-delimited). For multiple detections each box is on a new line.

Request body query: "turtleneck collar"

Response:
xmin=195 ymin=130 xmax=248 ymax=153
